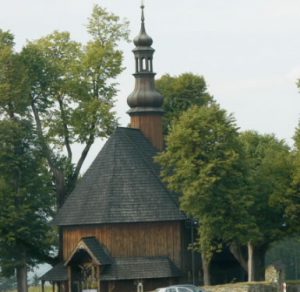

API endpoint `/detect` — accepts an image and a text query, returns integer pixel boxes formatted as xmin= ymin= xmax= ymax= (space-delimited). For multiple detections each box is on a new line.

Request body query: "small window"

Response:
xmin=142 ymin=57 xmax=146 ymax=70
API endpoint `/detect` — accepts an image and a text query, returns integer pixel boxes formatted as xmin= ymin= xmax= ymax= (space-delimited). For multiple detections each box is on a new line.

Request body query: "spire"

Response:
xmin=126 ymin=2 xmax=164 ymax=150
xmin=133 ymin=2 xmax=153 ymax=47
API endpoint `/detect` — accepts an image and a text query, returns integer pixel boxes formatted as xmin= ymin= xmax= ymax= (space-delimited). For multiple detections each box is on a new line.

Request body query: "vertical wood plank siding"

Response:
xmin=131 ymin=115 xmax=164 ymax=150
xmin=63 ymin=221 xmax=183 ymax=268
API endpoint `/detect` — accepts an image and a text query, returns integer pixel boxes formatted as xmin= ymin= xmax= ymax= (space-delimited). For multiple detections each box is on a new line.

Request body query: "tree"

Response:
xmin=237 ymin=131 xmax=292 ymax=281
xmin=156 ymin=104 xmax=248 ymax=285
xmin=0 ymin=274 xmax=17 ymax=291
xmin=266 ymin=237 xmax=300 ymax=280
xmin=283 ymin=125 xmax=300 ymax=228
xmin=155 ymin=73 xmax=213 ymax=134
xmin=11 ymin=5 xmax=129 ymax=260
xmin=0 ymin=119 xmax=55 ymax=292
xmin=20 ymin=4 xmax=129 ymax=209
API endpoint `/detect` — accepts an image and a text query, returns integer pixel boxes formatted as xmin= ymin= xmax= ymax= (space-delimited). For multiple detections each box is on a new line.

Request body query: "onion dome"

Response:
xmin=133 ymin=4 xmax=153 ymax=47
xmin=127 ymin=3 xmax=163 ymax=114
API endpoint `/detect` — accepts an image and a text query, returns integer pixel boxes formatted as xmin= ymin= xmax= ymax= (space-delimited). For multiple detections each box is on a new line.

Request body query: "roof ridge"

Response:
xmin=119 ymin=128 xmax=183 ymax=212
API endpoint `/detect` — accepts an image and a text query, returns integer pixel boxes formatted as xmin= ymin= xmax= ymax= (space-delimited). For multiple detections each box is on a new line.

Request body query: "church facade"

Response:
xmin=42 ymin=5 xmax=197 ymax=292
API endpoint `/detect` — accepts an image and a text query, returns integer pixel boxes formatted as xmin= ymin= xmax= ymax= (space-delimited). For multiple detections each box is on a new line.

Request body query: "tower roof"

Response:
xmin=53 ymin=128 xmax=185 ymax=226
xmin=127 ymin=3 xmax=163 ymax=114
xmin=133 ymin=3 xmax=153 ymax=47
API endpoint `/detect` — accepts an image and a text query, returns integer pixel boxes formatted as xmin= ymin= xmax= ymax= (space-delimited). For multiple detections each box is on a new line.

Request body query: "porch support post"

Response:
xmin=68 ymin=266 xmax=72 ymax=292
xmin=96 ymin=265 xmax=100 ymax=292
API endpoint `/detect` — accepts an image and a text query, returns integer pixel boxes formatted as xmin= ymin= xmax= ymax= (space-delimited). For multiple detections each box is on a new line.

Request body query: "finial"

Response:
xmin=133 ymin=0 xmax=153 ymax=47
xmin=141 ymin=0 xmax=145 ymax=23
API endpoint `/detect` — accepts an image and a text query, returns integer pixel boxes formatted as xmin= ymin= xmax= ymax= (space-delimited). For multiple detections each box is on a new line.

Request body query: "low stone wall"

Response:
xmin=203 ymin=282 xmax=300 ymax=292
xmin=204 ymin=282 xmax=277 ymax=292
xmin=286 ymin=282 xmax=300 ymax=292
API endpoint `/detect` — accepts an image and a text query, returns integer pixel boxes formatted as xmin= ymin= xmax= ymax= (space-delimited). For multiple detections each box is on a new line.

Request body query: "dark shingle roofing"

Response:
xmin=41 ymin=256 xmax=180 ymax=282
xmin=54 ymin=127 xmax=185 ymax=226
xmin=82 ymin=237 xmax=112 ymax=265
xmin=101 ymin=256 xmax=182 ymax=281
xmin=40 ymin=263 xmax=67 ymax=282
xmin=65 ymin=237 xmax=112 ymax=266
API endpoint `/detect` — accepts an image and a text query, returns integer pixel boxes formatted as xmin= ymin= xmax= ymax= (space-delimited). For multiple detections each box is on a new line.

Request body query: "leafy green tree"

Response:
xmin=155 ymin=73 xmax=213 ymax=134
xmin=0 ymin=31 xmax=55 ymax=290
xmin=0 ymin=30 xmax=30 ymax=118
xmin=18 ymin=5 xmax=129 ymax=260
xmin=0 ymin=274 xmax=17 ymax=291
xmin=0 ymin=5 xmax=129 ymax=269
xmin=283 ymin=126 xmax=300 ymax=228
xmin=156 ymin=104 xmax=248 ymax=285
xmin=20 ymin=5 xmax=129 ymax=208
xmin=0 ymin=119 xmax=55 ymax=292
xmin=237 ymin=131 xmax=292 ymax=281
xmin=266 ymin=237 xmax=300 ymax=280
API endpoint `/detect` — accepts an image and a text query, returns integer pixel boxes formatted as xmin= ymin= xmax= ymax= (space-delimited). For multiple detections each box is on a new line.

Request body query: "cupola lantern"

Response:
xmin=127 ymin=3 xmax=164 ymax=150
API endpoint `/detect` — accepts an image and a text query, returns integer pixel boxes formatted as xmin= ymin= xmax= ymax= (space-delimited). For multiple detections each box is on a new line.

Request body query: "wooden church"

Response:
xmin=42 ymin=4 xmax=196 ymax=292
xmin=41 ymin=4 xmax=244 ymax=292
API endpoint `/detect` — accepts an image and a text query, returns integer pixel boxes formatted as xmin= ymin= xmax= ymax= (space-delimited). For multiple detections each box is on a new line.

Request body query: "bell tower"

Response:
xmin=127 ymin=3 xmax=164 ymax=150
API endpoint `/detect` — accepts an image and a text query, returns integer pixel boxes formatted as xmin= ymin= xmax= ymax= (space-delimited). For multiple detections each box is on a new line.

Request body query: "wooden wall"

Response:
xmin=63 ymin=221 xmax=183 ymax=268
xmin=130 ymin=114 xmax=164 ymax=150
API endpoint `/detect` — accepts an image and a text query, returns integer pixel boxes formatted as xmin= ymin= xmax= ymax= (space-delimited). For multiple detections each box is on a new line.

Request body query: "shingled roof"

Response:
xmin=40 ymin=263 xmax=67 ymax=282
xmin=54 ymin=127 xmax=185 ymax=226
xmin=101 ymin=256 xmax=182 ymax=281
xmin=65 ymin=237 xmax=113 ymax=266
xmin=40 ymin=256 xmax=181 ymax=283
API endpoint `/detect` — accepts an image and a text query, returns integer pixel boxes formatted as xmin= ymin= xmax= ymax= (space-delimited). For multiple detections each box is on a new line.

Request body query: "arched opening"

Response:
xmin=67 ymin=249 xmax=100 ymax=292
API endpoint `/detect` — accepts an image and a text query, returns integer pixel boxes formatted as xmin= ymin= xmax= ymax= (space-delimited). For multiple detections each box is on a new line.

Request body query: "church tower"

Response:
xmin=127 ymin=3 xmax=164 ymax=150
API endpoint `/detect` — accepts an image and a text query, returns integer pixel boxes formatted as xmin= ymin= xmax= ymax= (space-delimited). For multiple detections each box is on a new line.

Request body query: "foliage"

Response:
xmin=156 ymin=104 xmax=248 ymax=261
xmin=0 ymin=5 xmax=130 ymax=286
xmin=16 ymin=4 xmax=130 ymax=209
xmin=0 ymin=119 xmax=55 ymax=277
xmin=87 ymin=4 xmax=130 ymax=45
xmin=283 ymin=126 xmax=300 ymax=229
xmin=0 ymin=30 xmax=30 ymax=118
xmin=239 ymin=131 xmax=292 ymax=246
xmin=266 ymin=237 xmax=300 ymax=280
xmin=155 ymin=73 xmax=213 ymax=134
xmin=0 ymin=274 xmax=17 ymax=291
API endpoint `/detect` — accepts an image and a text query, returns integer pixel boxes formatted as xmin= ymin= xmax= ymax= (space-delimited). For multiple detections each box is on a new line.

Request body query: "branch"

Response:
xmin=31 ymin=101 xmax=66 ymax=207
xmin=57 ymin=96 xmax=72 ymax=160
xmin=69 ymin=132 xmax=95 ymax=193
xmin=229 ymin=242 xmax=248 ymax=272
xmin=31 ymin=102 xmax=55 ymax=172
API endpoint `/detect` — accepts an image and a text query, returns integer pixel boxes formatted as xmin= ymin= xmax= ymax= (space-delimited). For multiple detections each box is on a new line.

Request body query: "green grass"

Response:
xmin=7 ymin=286 xmax=53 ymax=292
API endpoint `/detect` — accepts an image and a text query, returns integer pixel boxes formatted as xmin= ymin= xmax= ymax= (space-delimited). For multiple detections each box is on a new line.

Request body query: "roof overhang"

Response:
xmin=65 ymin=237 xmax=112 ymax=266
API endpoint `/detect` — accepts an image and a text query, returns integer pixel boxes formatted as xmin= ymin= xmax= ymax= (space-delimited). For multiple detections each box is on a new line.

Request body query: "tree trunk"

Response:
xmin=229 ymin=242 xmax=248 ymax=272
xmin=201 ymin=253 xmax=211 ymax=285
xmin=16 ymin=264 xmax=28 ymax=292
xmin=248 ymin=241 xmax=254 ymax=282
xmin=247 ymin=242 xmax=268 ymax=282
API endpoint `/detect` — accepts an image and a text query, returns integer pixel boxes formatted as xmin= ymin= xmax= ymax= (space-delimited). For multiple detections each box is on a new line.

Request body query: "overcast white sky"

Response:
xmin=1 ymin=0 xmax=300 ymax=277
xmin=1 ymin=0 xmax=300 ymax=170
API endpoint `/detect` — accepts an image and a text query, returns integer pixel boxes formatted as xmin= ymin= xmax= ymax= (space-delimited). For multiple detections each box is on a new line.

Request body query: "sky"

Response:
xmin=1 ymin=0 xmax=300 ymax=278
xmin=1 ymin=0 xmax=300 ymax=170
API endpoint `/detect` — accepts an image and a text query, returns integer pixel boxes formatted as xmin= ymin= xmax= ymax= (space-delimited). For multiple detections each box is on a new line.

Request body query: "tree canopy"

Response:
xmin=0 ymin=4 xmax=130 ymax=290
xmin=20 ymin=5 xmax=129 ymax=207
xmin=156 ymin=104 xmax=249 ymax=284
xmin=283 ymin=125 xmax=300 ymax=229
xmin=155 ymin=73 xmax=213 ymax=134
xmin=0 ymin=120 xmax=55 ymax=291
xmin=237 ymin=131 xmax=292 ymax=280
xmin=157 ymin=101 xmax=294 ymax=283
